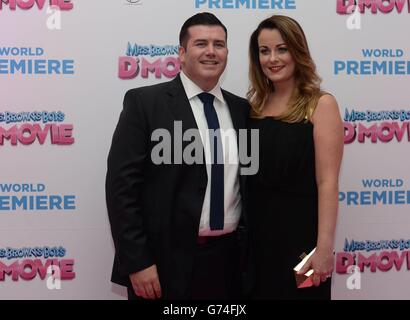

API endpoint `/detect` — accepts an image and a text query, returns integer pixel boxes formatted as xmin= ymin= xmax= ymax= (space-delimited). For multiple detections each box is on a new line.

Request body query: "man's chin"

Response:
xmin=200 ymin=69 xmax=223 ymax=79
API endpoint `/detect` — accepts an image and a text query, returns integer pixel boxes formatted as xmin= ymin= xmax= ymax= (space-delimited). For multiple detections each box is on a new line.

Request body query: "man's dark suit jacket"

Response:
xmin=106 ymin=74 xmax=249 ymax=299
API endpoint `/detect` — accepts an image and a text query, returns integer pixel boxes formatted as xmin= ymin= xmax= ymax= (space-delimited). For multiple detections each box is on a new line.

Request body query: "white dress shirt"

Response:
xmin=179 ymin=71 xmax=242 ymax=236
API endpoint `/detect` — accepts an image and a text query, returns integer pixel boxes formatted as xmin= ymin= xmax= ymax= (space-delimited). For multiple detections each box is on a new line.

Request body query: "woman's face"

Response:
xmin=257 ymin=28 xmax=296 ymax=85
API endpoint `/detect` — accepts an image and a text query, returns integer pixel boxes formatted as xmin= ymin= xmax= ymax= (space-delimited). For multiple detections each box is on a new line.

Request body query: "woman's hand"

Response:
xmin=297 ymin=248 xmax=334 ymax=287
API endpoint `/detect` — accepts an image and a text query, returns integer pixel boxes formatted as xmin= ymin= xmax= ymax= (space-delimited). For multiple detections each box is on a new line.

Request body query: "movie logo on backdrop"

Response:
xmin=0 ymin=183 xmax=76 ymax=212
xmin=118 ymin=43 xmax=180 ymax=80
xmin=194 ymin=0 xmax=296 ymax=9
xmin=0 ymin=47 xmax=74 ymax=75
xmin=337 ymin=0 xmax=410 ymax=14
xmin=0 ymin=111 xmax=74 ymax=146
xmin=336 ymin=238 xmax=410 ymax=274
xmin=339 ymin=178 xmax=410 ymax=206
xmin=343 ymin=108 xmax=410 ymax=144
xmin=335 ymin=48 xmax=410 ymax=76
xmin=0 ymin=246 xmax=75 ymax=282
xmin=0 ymin=0 xmax=73 ymax=10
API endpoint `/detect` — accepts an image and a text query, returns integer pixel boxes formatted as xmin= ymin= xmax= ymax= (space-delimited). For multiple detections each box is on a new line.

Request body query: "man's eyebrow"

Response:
xmin=192 ymin=39 xmax=226 ymax=43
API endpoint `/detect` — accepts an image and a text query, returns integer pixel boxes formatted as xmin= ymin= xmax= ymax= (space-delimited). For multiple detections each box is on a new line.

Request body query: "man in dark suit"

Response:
xmin=106 ymin=12 xmax=249 ymax=300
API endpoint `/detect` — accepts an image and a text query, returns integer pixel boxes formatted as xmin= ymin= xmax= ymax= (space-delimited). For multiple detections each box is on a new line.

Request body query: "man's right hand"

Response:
xmin=129 ymin=264 xmax=162 ymax=299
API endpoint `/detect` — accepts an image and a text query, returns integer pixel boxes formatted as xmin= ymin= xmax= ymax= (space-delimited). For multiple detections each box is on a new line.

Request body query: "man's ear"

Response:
xmin=178 ymin=45 xmax=186 ymax=64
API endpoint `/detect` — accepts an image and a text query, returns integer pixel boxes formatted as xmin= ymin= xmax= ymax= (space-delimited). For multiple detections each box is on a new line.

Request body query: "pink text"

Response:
xmin=0 ymin=0 xmax=73 ymax=10
xmin=118 ymin=56 xmax=180 ymax=79
xmin=344 ymin=121 xmax=410 ymax=143
xmin=0 ymin=124 xmax=74 ymax=146
xmin=0 ymin=259 xmax=75 ymax=281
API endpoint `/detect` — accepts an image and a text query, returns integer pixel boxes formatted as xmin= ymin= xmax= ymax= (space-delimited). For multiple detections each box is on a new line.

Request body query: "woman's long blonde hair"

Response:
xmin=247 ymin=15 xmax=323 ymax=122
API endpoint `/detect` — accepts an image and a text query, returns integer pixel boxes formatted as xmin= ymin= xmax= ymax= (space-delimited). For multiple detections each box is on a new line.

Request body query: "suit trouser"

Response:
xmin=127 ymin=232 xmax=241 ymax=300
xmin=190 ymin=232 xmax=240 ymax=300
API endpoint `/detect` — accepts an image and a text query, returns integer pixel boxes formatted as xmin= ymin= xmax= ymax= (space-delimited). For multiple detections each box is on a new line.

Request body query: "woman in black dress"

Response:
xmin=246 ymin=15 xmax=344 ymax=299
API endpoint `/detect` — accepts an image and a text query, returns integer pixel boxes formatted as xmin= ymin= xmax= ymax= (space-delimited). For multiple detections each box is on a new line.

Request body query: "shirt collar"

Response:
xmin=179 ymin=71 xmax=225 ymax=104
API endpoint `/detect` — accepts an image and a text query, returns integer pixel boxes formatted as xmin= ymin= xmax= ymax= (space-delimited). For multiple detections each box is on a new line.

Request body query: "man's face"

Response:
xmin=179 ymin=25 xmax=228 ymax=91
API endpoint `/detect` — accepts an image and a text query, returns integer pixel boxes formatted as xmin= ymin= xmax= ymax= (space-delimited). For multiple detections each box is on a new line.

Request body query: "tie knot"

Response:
xmin=198 ymin=92 xmax=215 ymax=105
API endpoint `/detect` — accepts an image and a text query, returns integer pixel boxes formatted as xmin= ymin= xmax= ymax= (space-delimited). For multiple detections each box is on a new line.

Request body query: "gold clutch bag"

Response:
xmin=293 ymin=247 xmax=316 ymax=288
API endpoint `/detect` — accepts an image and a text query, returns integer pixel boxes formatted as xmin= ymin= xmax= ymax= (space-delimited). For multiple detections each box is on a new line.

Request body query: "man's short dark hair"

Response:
xmin=179 ymin=12 xmax=228 ymax=49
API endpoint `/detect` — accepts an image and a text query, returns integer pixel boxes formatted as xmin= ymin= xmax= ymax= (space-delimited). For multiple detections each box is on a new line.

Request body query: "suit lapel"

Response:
xmin=222 ymin=90 xmax=245 ymax=147
xmin=166 ymin=75 xmax=208 ymax=210
xmin=167 ymin=75 xmax=208 ymax=225
xmin=166 ymin=74 xmax=207 ymax=171
xmin=166 ymin=75 xmax=199 ymax=132
xmin=222 ymin=90 xmax=248 ymax=210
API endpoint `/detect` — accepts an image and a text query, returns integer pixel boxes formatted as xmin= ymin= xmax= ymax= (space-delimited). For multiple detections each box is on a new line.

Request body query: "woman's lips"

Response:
xmin=269 ymin=65 xmax=284 ymax=73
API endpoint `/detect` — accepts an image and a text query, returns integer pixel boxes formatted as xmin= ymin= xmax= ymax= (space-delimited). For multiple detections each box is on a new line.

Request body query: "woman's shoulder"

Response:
xmin=317 ymin=91 xmax=337 ymax=105
xmin=311 ymin=92 xmax=341 ymax=124
xmin=317 ymin=92 xmax=338 ymax=112
xmin=305 ymin=91 xmax=336 ymax=122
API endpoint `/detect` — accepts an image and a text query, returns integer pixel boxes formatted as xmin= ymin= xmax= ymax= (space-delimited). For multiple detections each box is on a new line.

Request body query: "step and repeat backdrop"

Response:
xmin=1 ymin=0 xmax=410 ymax=299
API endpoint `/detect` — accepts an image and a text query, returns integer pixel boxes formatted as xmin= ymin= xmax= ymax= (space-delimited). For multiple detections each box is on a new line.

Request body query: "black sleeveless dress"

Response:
xmin=247 ymin=117 xmax=331 ymax=300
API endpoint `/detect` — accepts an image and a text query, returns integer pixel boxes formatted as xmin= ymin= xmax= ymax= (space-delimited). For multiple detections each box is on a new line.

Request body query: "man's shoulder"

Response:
xmin=125 ymin=79 xmax=174 ymax=98
xmin=221 ymin=89 xmax=250 ymax=108
xmin=221 ymin=88 xmax=246 ymax=102
xmin=121 ymin=78 xmax=182 ymax=114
